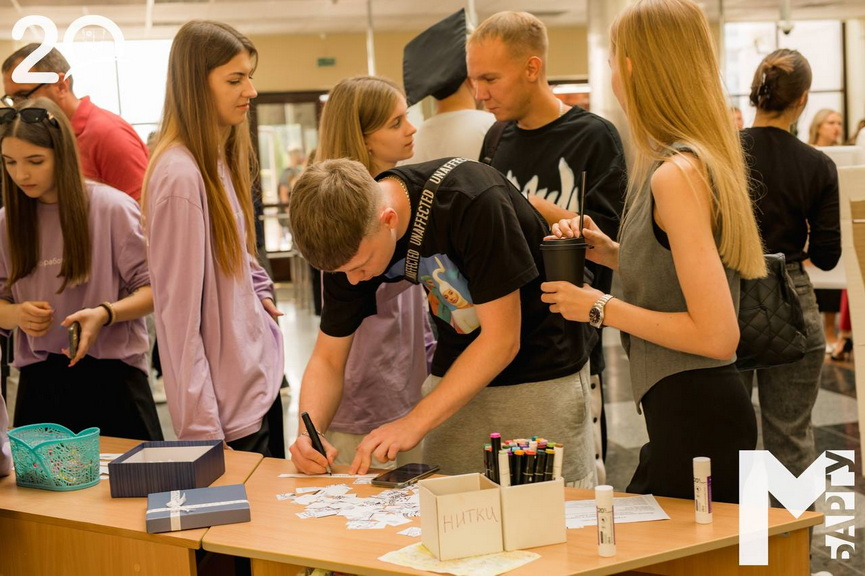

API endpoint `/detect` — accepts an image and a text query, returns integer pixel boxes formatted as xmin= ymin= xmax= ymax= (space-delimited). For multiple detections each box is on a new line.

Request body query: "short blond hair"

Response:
xmin=289 ymin=159 xmax=382 ymax=271
xmin=468 ymin=11 xmax=548 ymax=62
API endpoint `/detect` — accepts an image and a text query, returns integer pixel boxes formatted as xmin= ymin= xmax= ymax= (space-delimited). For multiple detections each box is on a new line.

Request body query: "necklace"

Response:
xmin=558 ymin=100 xmax=568 ymax=117
xmin=382 ymin=176 xmax=411 ymax=207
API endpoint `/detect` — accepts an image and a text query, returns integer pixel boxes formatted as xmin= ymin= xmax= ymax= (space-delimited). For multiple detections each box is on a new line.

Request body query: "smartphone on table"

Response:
xmin=371 ymin=463 xmax=440 ymax=488
xmin=68 ymin=321 xmax=81 ymax=359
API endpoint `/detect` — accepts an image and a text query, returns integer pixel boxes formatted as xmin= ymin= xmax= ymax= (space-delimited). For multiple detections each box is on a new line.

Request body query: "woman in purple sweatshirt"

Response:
xmin=143 ymin=21 xmax=285 ymax=456
xmin=0 ymin=99 xmax=162 ymax=440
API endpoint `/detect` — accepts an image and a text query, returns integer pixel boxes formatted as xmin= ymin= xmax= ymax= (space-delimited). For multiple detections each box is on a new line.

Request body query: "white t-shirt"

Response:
xmin=409 ymin=109 xmax=496 ymax=164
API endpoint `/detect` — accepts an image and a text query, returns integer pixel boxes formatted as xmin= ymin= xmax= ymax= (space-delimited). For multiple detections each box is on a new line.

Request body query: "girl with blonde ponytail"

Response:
xmin=541 ymin=0 xmax=764 ymax=502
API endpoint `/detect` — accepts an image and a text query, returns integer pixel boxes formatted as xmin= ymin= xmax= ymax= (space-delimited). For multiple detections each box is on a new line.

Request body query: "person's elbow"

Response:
xmin=700 ymin=327 xmax=740 ymax=361
xmin=499 ymin=330 xmax=521 ymax=365
xmin=810 ymin=250 xmax=841 ymax=272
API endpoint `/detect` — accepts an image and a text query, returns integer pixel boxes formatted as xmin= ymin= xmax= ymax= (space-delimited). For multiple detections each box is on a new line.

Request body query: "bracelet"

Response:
xmin=99 ymin=302 xmax=116 ymax=326
xmin=300 ymin=429 xmax=325 ymax=439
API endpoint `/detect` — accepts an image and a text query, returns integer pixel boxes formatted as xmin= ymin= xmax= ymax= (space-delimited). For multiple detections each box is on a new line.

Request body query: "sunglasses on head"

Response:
xmin=0 ymin=107 xmax=59 ymax=127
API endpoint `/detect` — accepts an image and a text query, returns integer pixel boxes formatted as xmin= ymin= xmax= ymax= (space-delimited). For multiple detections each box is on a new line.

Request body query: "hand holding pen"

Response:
xmin=292 ymin=412 xmax=335 ymax=475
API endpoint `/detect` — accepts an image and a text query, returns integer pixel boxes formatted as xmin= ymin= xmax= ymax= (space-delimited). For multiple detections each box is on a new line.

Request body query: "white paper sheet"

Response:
xmin=565 ymin=494 xmax=670 ymax=529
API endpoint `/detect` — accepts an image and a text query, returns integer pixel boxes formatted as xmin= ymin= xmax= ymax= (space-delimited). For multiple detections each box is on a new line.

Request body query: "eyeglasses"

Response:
xmin=0 ymin=107 xmax=59 ymax=127
xmin=1 ymin=83 xmax=46 ymax=107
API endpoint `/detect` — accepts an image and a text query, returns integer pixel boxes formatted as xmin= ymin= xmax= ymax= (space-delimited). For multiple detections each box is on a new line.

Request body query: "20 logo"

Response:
xmin=10 ymin=15 xmax=124 ymax=85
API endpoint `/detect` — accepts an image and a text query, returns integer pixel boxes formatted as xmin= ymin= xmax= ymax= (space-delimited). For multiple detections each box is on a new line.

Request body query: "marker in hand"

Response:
xmin=300 ymin=411 xmax=332 ymax=476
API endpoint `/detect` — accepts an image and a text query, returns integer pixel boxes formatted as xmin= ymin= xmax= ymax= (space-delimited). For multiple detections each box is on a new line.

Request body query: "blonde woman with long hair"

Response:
xmin=542 ymin=0 xmax=765 ymax=502
xmin=289 ymin=76 xmax=434 ymax=473
xmin=808 ymin=108 xmax=844 ymax=147
xmin=143 ymin=21 xmax=284 ymax=456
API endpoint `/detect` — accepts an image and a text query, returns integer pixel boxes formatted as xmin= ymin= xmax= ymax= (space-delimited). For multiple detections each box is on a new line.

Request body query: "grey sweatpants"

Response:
xmin=421 ymin=362 xmax=597 ymax=488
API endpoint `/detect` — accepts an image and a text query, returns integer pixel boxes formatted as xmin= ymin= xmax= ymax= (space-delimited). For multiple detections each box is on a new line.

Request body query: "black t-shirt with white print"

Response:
xmin=482 ymin=105 xmax=626 ymax=374
xmin=320 ymin=159 xmax=594 ymax=386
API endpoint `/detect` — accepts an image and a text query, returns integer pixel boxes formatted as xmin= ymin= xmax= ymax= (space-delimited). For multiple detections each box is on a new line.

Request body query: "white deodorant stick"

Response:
xmin=693 ymin=457 xmax=713 ymax=524
xmin=595 ymin=484 xmax=616 ymax=557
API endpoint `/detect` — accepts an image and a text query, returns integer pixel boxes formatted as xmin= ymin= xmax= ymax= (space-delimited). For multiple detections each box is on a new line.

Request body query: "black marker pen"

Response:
xmin=300 ymin=411 xmax=332 ymax=475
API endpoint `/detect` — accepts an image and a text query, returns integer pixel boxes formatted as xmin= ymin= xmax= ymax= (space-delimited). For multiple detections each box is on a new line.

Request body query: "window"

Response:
xmin=58 ymin=38 xmax=172 ymax=145
xmin=724 ymin=20 xmax=845 ymax=141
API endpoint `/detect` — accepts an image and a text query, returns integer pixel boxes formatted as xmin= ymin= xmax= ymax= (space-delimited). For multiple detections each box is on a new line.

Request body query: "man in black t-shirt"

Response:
xmin=288 ymin=157 xmax=597 ymax=486
xmin=467 ymin=11 xmax=626 ymax=471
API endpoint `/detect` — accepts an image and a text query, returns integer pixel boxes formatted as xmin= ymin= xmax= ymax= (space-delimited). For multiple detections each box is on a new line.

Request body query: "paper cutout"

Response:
xmin=277 ymin=483 xmax=421 ymax=530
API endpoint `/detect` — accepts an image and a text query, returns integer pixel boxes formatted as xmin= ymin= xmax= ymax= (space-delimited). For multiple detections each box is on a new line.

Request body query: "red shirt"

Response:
xmin=70 ymin=96 xmax=149 ymax=202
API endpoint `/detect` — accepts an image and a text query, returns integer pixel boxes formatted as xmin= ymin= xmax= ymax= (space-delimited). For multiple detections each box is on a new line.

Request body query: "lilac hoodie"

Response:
xmin=146 ymin=146 xmax=284 ymax=442
xmin=0 ymin=183 xmax=150 ymax=372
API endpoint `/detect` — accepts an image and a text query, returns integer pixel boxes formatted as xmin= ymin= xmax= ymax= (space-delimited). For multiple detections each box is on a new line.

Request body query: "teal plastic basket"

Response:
xmin=9 ymin=424 xmax=100 ymax=491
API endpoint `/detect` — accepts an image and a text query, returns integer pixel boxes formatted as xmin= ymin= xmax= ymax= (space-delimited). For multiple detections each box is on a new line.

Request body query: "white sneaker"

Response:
xmin=812 ymin=571 xmax=834 ymax=576
xmin=151 ymin=376 xmax=167 ymax=404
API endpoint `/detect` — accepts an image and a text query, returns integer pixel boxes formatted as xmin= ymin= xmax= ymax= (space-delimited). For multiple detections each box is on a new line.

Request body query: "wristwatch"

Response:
xmin=588 ymin=294 xmax=614 ymax=328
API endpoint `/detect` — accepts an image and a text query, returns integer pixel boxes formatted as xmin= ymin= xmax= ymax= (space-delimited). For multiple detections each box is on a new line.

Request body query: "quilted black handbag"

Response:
xmin=735 ymin=253 xmax=808 ymax=371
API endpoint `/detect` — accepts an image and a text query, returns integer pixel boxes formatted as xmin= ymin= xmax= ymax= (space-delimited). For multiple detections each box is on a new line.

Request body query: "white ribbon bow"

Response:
xmin=146 ymin=489 xmax=249 ymax=532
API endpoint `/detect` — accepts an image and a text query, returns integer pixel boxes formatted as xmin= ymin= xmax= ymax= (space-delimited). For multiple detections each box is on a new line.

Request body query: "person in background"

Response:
xmin=0 ymin=98 xmax=161 ymax=440
xmin=541 ymin=0 xmax=764 ymax=503
xmin=809 ymin=108 xmax=844 ymax=147
xmin=288 ymin=76 xmax=434 ymax=469
xmin=467 ymin=10 xmax=625 ymax=479
xmin=740 ymin=48 xmax=840 ymax=486
xmin=731 ymin=106 xmax=744 ymax=130
xmin=808 ymin=108 xmax=847 ymax=355
xmin=2 ymin=45 xmax=149 ymax=202
xmin=144 ymin=21 xmax=284 ymax=456
xmin=402 ymin=9 xmax=495 ymax=163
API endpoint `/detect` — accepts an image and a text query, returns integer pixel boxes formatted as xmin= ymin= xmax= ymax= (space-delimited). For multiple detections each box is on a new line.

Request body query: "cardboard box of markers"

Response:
xmin=418 ymin=474 xmax=566 ymax=561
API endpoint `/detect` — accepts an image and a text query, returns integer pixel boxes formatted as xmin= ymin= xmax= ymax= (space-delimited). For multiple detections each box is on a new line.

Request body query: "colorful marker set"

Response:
xmin=483 ymin=433 xmax=564 ymax=486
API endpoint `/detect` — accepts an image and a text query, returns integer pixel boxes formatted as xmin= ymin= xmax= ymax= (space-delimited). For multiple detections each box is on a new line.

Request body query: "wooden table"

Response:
xmin=0 ymin=436 xmax=263 ymax=576
xmin=203 ymin=458 xmax=823 ymax=576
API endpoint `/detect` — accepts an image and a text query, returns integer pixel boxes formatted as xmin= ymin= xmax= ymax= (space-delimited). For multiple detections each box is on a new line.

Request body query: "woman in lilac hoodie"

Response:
xmin=0 ymin=99 xmax=161 ymax=440
xmin=143 ymin=21 xmax=284 ymax=456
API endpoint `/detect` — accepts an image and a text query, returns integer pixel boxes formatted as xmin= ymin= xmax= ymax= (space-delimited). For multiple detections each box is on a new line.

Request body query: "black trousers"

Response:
xmin=226 ymin=393 xmax=285 ymax=458
xmin=627 ymin=364 xmax=757 ymax=504
xmin=14 ymin=353 xmax=163 ymax=441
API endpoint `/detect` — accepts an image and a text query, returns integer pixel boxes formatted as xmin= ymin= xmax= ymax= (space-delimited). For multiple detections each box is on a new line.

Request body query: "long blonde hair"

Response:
xmin=611 ymin=0 xmax=765 ymax=279
xmin=143 ymin=20 xmax=258 ymax=276
xmin=316 ymin=76 xmax=403 ymax=175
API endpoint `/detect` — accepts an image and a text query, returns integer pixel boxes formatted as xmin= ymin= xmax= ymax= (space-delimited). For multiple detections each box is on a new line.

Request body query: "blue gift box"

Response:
xmin=145 ymin=483 xmax=250 ymax=533
xmin=109 ymin=440 xmax=225 ymax=498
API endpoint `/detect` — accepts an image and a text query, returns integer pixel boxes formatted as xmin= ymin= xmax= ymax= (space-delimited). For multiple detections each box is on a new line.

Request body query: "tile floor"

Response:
xmin=4 ymin=282 xmax=862 ymax=574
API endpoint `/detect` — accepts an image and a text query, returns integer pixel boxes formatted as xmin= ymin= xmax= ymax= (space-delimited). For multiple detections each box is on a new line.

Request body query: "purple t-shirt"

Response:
xmin=0 ymin=182 xmax=150 ymax=373
xmin=329 ymin=280 xmax=433 ymax=435
xmin=146 ymin=146 xmax=283 ymax=442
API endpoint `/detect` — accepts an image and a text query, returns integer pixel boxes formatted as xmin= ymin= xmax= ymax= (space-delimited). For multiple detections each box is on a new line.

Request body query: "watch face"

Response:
xmin=589 ymin=307 xmax=601 ymax=325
